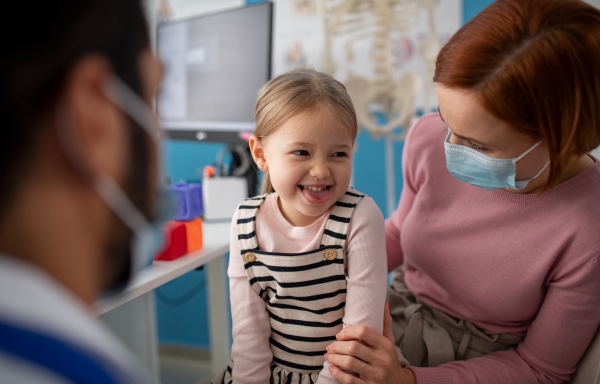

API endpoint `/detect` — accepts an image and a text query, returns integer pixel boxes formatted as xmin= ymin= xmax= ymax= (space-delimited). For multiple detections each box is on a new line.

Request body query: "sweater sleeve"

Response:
xmin=386 ymin=123 xmax=421 ymax=273
xmin=316 ymin=197 xmax=389 ymax=384
xmin=228 ymin=212 xmax=273 ymax=383
xmin=411 ymin=254 xmax=600 ymax=384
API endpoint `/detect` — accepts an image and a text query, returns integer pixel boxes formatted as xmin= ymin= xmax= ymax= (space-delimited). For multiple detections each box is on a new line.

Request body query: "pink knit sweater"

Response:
xmin=386 ymin=113 xmax=600 ymax=383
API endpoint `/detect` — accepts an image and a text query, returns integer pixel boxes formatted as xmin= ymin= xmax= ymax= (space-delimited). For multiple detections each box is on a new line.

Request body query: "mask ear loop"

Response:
xmin=104 ymin=76 xmax=164 ymax=141
xmin=514 ymin=141 xmax=542 ymax=162
xmin=513 ymin=141 xmax=550 ymax=184
xmin=100 ymin=76 xmax=166 ymax=232
xmin=54 ymin=88 xmax=152 ymax=236
xmin=105 ymin=76 xmax=171 ymax=187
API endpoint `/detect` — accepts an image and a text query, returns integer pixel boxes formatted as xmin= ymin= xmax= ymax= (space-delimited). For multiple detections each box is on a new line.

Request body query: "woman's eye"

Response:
xmin=470 ymin=142 xmax=487 ymax=152
xmin=331 ymin=152 xmax=347 ymax=158
xmin=293 ymin=150 xmax=309 ymax=156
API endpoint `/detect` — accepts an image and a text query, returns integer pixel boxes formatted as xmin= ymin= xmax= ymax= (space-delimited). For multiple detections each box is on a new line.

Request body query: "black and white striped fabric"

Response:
xmin=214 ymin=188 xmax=365 ymax=384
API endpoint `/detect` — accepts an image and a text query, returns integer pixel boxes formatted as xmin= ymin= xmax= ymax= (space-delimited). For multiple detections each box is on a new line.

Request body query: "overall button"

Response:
xmin=324 ymin=249 xmax=337 ymax=260
xmin=244 ymin=252 xmax=256 ymax=262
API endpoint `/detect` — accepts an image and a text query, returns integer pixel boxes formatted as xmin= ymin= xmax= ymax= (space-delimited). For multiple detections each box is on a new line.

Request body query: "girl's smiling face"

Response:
xmin=250 ymin=108 xmax=354 ymax=227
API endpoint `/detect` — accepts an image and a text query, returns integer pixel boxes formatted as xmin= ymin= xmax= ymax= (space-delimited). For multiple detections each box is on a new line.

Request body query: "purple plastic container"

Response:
xmin=167 ymin=183 xmax=204 ymax=221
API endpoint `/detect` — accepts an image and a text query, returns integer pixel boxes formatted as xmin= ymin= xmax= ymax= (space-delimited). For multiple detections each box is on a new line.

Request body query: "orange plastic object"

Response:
xmin=155 ymin=221 xmax=187 ymax=261
xmin=203 ymin=165 xmax=215 ymax=178
xmin=184 ymin=217 xmax=203 ymax=253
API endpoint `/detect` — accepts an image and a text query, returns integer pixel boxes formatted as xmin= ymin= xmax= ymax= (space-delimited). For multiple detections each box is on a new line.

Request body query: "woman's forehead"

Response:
xmin=436 ymin=85 xmax=533 ymax=150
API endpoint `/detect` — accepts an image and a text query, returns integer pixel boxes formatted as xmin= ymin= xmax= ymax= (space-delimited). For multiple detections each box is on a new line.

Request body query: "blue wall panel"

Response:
xmin=156 ymin=268 xmax=211 ymax=348
xmin=463 ymin=0 xmax=495 ymax=24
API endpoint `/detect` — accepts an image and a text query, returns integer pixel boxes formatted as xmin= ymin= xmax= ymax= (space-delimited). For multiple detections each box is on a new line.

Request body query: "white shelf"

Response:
xmin=95 ymin=221 xmax=231 ymax=315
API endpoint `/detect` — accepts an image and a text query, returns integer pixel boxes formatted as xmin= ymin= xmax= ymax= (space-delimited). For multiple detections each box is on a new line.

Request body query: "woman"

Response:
xmin=323 ymin=0 xmax=600 ymax=383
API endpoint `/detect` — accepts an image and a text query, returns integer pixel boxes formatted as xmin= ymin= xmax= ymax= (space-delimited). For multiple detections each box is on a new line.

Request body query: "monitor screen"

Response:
xmin=157 ymin=3 xmax=272 ymax=142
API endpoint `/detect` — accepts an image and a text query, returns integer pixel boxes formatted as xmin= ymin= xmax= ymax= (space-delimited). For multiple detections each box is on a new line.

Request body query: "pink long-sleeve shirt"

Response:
xmin=387 ymin=113 xmax=600 ymax=383
xmin=228 ymin=192 xmax=388 ymax=384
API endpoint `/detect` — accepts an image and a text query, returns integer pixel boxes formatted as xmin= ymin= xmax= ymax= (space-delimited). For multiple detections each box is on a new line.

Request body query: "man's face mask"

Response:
xmin=57 ymin=76 xmax=173 ymax=298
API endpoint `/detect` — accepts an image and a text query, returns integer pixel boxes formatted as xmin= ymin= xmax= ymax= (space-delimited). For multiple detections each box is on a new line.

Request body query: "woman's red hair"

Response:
xmin=434 ymin=0 xmax=600 ymax=188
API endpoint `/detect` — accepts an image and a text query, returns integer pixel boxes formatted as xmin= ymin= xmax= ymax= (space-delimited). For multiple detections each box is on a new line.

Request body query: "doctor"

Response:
xmin=0 ymin=0 xmax=164 ymax=383
xmin=324 ymin=0 xmax=600 ymax=383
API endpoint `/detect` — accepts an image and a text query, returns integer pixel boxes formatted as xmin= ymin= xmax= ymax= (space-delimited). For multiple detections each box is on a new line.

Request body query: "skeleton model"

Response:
xmin=156 ymin=0 xmax=174 ymax=23
xmin=318 ymin=0 xmax=440 ymax=140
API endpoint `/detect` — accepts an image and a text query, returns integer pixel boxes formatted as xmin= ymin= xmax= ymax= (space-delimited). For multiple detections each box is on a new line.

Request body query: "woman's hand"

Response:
xmin=324 ymin=302 xmax=416 ymax=384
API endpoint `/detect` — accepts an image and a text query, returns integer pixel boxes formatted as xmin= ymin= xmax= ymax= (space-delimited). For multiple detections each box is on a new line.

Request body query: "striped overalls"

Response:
xmin=216 ymin=188 xmax=365 ymax=384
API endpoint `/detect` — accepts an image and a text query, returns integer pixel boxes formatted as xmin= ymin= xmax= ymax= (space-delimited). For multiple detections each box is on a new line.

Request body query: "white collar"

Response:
xmin=0 ymin=254 xmax=153 ymax=384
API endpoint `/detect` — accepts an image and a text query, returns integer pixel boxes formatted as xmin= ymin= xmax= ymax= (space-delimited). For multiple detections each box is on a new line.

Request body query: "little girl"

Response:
xmin=215 ymin=69 xmax=388 ymax=384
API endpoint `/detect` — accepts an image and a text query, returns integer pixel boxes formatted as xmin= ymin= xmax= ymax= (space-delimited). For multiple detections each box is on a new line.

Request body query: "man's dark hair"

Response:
xmin=0 ymin=0 xmax=150 ymax=216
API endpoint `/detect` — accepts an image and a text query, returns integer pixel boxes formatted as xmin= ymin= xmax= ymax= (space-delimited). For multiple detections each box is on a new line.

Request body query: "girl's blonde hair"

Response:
xmin=254 ymin=68 xmax=357 ymax=194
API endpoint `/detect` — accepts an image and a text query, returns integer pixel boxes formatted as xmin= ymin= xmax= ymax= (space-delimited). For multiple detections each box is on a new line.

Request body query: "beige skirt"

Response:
xmin=387 ymin=269 xmax=524 ymax=368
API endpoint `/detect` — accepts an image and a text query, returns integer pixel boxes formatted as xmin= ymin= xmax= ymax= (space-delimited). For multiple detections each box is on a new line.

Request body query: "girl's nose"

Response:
xmin=309 ymin=162 xmax=330 ymax=179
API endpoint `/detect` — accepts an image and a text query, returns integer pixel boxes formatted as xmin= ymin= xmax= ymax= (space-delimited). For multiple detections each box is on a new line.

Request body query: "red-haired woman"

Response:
xmin=324 ymin=0 xmax=600 ymax=383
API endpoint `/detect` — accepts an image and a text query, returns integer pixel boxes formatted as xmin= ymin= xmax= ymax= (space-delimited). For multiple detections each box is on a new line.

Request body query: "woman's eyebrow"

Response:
xmin=439 ymin=109 xmax=492 ymax=147
xmin=452 ymin=132 xmax=491 ymax=147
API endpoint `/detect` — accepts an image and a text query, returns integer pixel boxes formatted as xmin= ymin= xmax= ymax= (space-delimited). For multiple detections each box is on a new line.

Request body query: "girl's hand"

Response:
xmin=324 ymin=302 xmax=416 ymax=384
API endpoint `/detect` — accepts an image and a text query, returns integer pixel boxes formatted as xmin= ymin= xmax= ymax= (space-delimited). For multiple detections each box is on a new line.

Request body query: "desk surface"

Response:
xmin=95 ymin=221 xmax=231 ymax=315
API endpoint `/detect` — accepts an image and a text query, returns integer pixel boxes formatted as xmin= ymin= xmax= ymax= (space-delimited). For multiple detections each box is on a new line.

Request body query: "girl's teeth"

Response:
xmin=303 ymin=186 xmax=324 ymax=191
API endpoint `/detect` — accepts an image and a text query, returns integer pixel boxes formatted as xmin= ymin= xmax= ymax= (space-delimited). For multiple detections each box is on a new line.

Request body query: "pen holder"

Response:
xmin=203 ymin=176 xmax=248 ymax=221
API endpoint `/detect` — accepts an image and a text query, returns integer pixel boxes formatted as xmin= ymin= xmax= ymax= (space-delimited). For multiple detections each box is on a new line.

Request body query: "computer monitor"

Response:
xmin=156 ymin=2 xmax=273 ymax=143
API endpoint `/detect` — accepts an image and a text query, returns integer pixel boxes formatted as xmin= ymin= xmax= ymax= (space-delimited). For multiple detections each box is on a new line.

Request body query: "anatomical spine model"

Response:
xmin=318 ymin=0 xmax=440 ymax=139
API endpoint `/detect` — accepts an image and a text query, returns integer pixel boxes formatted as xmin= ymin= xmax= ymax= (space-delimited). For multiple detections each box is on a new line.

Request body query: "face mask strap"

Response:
xmin=92 ymin=174 xmax=150 ymax=234
xmin=104 ymin=76 xmax=161 ymax=142
xmin=104 ymin=76 xmax=169 ymax=186
xmin=515 ymin=141 xmax=542 ymax=162
xmin=530 ymin=160 xmax=551 ymax=180
xmin=57 ymin=77 xmax=160 ymax=236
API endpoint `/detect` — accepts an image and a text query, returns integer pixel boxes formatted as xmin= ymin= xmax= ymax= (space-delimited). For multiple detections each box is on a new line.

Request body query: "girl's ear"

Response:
xmin=249 ymin=135 xmax=268 ymax=172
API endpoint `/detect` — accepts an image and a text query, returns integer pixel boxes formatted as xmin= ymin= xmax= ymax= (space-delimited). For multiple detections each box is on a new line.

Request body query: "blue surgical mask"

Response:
xmin=57 ymin=76 xmax=173 ymax=296
xmin=444 ymin=130 xmax=550 ymax=190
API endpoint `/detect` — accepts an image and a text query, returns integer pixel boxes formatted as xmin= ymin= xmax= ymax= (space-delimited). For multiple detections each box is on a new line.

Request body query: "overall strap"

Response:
xmin=321 ymin=188 xmax=365 ymax=248
xmin=0 ymin=318 xmax=122 ymax=384
xmin=236 ymin=194 xmax=268 ymax=254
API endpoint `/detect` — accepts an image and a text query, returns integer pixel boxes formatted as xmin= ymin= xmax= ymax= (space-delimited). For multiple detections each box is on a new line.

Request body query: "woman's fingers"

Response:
xmin=328 ymin=364 xmax=366 ymax=384
xmin=325 ymin=352 xmax=372 ymax=378
xmin=336 ymin=325 xmax=386 ymax=348
xmin=326 ymin=340 xmax=374 ymax=363
xmin=383 ymin=301 xmax=395 ymax=343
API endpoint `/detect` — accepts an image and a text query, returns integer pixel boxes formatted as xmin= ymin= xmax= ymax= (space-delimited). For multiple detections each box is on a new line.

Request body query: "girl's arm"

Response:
xmin=228 ymin=214 xmax=273 ymax=383
xmin=317 ymin=196 xmax=388 ymax=384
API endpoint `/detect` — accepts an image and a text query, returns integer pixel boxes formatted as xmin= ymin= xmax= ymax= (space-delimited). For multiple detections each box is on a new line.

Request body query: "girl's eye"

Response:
xmin=293 ymin=150 xmax=309 ymax=156
xmin=331 ymin=152 xmax=347 ymax=158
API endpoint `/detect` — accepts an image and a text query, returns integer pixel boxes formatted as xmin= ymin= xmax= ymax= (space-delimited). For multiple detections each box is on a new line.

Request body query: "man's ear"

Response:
xmin=249 ymin=135 xmax=268 ymax=172
xmin=60 ymin=55 xmax=128 ymax=183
